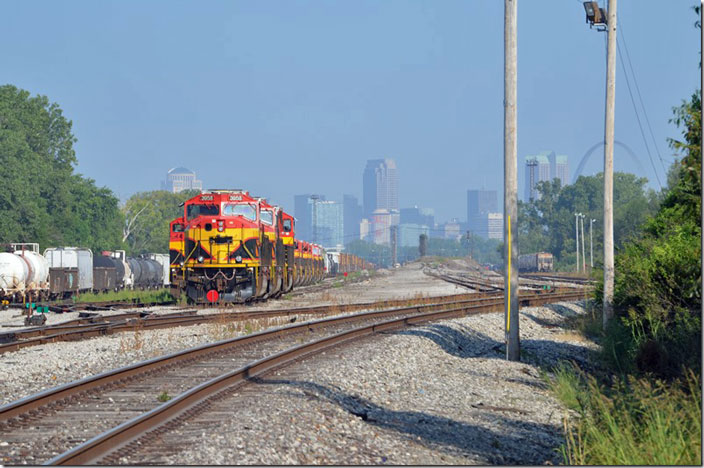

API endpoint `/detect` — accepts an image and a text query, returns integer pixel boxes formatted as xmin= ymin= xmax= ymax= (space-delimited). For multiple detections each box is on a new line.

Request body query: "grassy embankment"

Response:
xmin=548 ymin=302 xmax=701 ymax=465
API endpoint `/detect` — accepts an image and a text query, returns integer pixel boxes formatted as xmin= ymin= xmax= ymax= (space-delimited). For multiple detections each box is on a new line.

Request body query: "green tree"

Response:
xmin=0 ymin=85 xmax=123 ymax=251
xmin=605 ymin=89 xmax=701 ymax=378
xmin=518 ymin=173 xmax=658 ymax=270
xmin=122 ymin=189 xmax=199 ymax=254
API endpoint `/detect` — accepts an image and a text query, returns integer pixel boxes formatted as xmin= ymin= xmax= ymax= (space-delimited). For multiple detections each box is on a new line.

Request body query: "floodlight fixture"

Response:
xmin=583 ymin=1 xmax=607 ymax=31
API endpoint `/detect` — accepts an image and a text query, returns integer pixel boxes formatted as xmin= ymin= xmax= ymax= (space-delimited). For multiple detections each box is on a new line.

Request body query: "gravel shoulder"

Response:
xmin=0 ymin=261 xmax=599 ymax=465
xmin=145 ymin=299 xmax=598 ymax=465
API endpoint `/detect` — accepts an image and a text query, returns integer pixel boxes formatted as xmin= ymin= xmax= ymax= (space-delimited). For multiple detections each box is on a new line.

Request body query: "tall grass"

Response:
xmin=551 ymin=364 xmax=701 ymax=465
xmin=74 ymin=288 xmax=175 ymax=304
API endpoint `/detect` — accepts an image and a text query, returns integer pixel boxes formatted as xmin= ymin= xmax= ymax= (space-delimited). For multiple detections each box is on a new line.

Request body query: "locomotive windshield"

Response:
xmin=222 ymin=203 xmax=257 ymax=221
xmin=187 ymin=203 xmax=219 ymax=221
xmin=260 ymin=209 xmax=273 ymax=225
xmin=283 ymin=218 xmax=292 ymax=233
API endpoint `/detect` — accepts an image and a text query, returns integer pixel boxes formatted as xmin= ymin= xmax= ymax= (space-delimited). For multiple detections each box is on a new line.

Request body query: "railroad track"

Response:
xmin=0 ymin=290 xmax=588 ymax=465
xmin=427 ymin=269 xmax=594 ymax=291
xmin=520 ymin=273 xmax=595 ymax=285
xmin=0 ymin=292 xmax=505 ymax=354
xmin=424 ymin=270 xmax=504 ymax=293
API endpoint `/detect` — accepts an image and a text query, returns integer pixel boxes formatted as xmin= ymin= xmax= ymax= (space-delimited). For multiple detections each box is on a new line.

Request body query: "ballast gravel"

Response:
xmin=140 ymin=300 xmax=597 ymax=466
xmin=0 ymin=262 xmax=598 ymax=465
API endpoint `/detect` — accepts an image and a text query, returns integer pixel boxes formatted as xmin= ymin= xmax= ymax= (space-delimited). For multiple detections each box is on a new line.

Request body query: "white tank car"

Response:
xmin=0 ymin=253 xmax=28 ymax=291
xmin=15 ymin=250 xmax=49 ymax=289
xmin=0 ymin=243 xmax=49 ymax=300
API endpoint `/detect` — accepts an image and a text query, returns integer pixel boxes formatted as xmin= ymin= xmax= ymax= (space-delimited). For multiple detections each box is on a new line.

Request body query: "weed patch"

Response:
xmin=550 ymin=365 xmax=701 ymax=465
xmin=75 ymin=289 xmax=174 ymax=304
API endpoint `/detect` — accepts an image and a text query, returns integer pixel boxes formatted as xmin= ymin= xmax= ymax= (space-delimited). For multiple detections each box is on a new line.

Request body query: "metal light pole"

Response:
xmin=575 ymin=213 xmax=580 ymax=273
xmin=504 ymin=0 xmax=519 ymax=361
xmin=580 ymin=214 xmax=587 ymax=274
xmin=603 ymin=0 xmax=617 ymax=327
xmin=590 ymin=218 xmax=596 ymax=269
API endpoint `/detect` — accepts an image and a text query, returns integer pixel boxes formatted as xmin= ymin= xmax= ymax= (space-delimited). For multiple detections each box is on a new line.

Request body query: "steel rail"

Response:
xmin=0 ymin=290 xmax=587 ymax=426
xmin=46 ymin=290 xmax=587 ymax=465
xmin=0 ymin=292 xmax=501 ymax=354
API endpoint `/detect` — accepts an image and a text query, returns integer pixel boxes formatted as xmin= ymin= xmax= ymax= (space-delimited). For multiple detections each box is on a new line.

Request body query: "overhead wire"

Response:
xmin=616 ymin=35 xmax=663 ymax=189
xmin=619 ymin=22 xmax=670 ymax=177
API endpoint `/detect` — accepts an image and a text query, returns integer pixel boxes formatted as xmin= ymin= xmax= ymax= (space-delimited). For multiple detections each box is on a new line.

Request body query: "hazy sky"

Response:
xmin=1 ymin=1 xmax=699 ymax=222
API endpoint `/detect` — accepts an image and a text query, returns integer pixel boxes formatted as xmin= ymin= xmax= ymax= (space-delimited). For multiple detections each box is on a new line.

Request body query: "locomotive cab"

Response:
xmin=179 ymin=190 xmax=265 ymax=304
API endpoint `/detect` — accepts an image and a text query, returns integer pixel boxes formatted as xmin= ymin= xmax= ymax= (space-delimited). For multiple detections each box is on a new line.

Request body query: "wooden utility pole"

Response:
xmin=603 ymin=0 xmax=617 ymax=327
xmin=575 ymin=213 xmax=580 ymax=273
xmin=504 ymin=0 xmax=519 ymax=361
xmin=590 ymin=218 xmax=595 ymax=269
xmin=580 ymin=214 xmax=586 ymax=273
xmin=390 ymin=225 xmax=398 ymax=267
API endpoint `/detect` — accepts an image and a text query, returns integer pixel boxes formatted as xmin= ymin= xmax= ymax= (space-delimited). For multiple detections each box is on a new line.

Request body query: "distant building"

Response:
xmin=400 ymin=206 xmax=434 ymax=228
xmin=444 ymin=220 xmax=461 ymax=241
xmin=525 ymin=151 xmax=569 ymax=200
xmin=398 ymin=223 xmax=429 ymax=248
xmin=360 ymin=218 xmax=372 ymax=242
xmin=294 ymin=194 xmax=326 ymax=242
xmin=524 ymin=153 xmax=551 ymax=201
xmin=343 ymin=194 xmax=362 ymax=246
xmin=371 ymin=209 xmax=393 ymax=245
xmin=487 ymin=213 xmax=503 ymax=240
xmin=363 ymin=159 xmax=398 ymax=218
xmin=467 ymin=190 xmax=498 ymax=238
xmin=162 ymin=167 xmax=202 ymax=193
xmin=551 ymin=153 xmax=569 ymax=187
xmin=312 ymin=200 xmax=343 ymax=249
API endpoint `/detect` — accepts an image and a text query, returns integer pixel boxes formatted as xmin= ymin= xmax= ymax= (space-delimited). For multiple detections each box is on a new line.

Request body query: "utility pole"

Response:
xmin=575 ymin=213 xmax=580 ymax=273
xmin=503 ymin=0 xmax=519 ymax=361
xmin=590 ymin=218 xmax=596 ymax=269
xmin=580 ymin=214 xmax=586 ymax=274
xmin=390 ymin=225 xmax=398 ymax=267
xmin=603 ymin=0 xmax=617 ymax=327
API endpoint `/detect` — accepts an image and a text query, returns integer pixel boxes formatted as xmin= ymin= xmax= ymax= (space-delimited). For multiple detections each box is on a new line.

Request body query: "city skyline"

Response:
xmin=2 ymin=1 xmax=695 ymax=223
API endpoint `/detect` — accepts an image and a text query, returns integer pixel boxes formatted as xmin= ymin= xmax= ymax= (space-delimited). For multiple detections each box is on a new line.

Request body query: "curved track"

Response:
xmin=0 ymin=291 xmax=587 ymax=465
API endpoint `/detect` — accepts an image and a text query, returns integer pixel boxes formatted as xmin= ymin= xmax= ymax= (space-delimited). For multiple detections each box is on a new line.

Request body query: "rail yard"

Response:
xmin=0 ymin=260 xmax=596 ymax=465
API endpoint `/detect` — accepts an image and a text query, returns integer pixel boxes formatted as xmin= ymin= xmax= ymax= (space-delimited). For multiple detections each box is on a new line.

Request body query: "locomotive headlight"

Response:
xmin=235 ymin=255 xmax=242 ymax=263
xmin=197 ymin=255 xmax=204 ymax=263
xmin=217 ymin=220 xmax=224 ymax=232
xmin=179 ymin=261 xmax=184 ymax=267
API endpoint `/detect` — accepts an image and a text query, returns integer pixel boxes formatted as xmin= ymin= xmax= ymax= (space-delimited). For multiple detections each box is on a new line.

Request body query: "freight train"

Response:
xmin=0 ymin=244 xmax=170 ymax=303
xmin=169 ymin=189 xmax=374 ymax=304
xmin=518 ymin=252 xmax=554 ymax=272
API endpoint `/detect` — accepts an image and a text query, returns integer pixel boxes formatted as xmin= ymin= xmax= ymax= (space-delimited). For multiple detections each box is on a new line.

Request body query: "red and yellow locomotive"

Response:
xmin=169 ymin=189 xmax=330 ymax=304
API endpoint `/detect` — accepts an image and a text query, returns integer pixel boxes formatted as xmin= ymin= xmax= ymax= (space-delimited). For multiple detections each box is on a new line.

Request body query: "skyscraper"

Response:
xmin=363 ymin=159 xmax=398 ymax=218
xmin=525 ymin=151 xmax=569 ymax=200
xmin=400 ymin=206 xmax=434 ymax=228
xmin=294 ymin=194 xmax=313 ymax=241
xmin=343 ymin=194 xmax=362 ymax=246
xmin=294 ymin=194 xmax=326 ymax=241
xmin=466 ymin=189 xmax=498 ymax=238
xmin=524 ymin=153 xmax=551 ymax=200
xmin=312 ymin=200 xmax=343 ymax=248
xmin=553 ymin=154 xmax=569 ymax=186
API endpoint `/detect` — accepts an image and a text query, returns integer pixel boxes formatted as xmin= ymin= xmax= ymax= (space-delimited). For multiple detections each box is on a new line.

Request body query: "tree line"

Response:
xmin=0 ymin=84 xmax=193 ymax=255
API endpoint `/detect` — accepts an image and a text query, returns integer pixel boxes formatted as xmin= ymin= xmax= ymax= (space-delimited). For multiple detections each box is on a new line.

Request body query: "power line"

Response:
xmin=619 ymin=22 xmax=669 ymax=177
xmin=616 ymin=36 xmax=663 ymax=189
